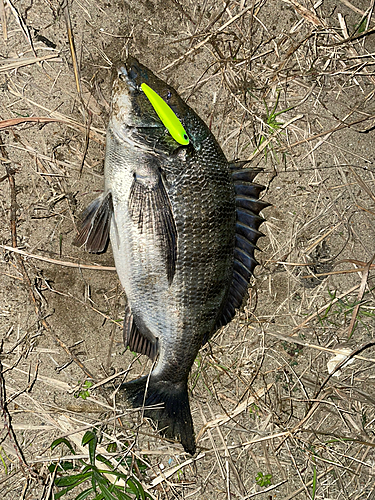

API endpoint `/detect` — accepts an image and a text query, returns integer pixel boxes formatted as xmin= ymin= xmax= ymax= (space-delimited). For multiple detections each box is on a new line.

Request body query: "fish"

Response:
xmin=75 ymin=56 xmax=269 ymax=455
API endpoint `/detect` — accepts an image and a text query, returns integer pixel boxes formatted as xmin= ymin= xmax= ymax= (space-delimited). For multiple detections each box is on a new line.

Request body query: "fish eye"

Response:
xmin=128 ymin=67 xmax=138 ymax=81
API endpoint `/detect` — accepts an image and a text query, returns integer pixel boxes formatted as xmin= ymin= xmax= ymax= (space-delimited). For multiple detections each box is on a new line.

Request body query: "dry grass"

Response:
xmin=1 ymin=0 xmax=375 ymax=499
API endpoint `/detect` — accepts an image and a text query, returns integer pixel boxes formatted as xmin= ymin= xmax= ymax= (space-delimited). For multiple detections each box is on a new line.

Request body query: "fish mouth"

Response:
xmin=113 ymin=56 xmax=148 ymax=94
xmin=115 ymin=64 xmax=138 ymax=93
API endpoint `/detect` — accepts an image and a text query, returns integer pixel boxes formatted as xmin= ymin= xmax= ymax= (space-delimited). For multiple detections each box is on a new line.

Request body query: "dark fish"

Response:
xmin=75 ymin=56 xmax=269 ymax=454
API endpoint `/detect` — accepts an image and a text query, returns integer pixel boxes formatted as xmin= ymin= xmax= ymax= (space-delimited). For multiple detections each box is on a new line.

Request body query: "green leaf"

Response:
xmin=135 ymin=461 xmax=148 ymax=473
xmin=82 ymin=430 xmax=98 ymax=466
xmin=107 ymin=442 xmax=117 ymax=453
xmin=0 ymin=447 xmax=8 ymax=475
xmin=92 ymin=493 xmax=105 ymax=500
xmin=51 ymin=437 xmax=76 ymax=455
xmin=75 ymin=487 xmax=95 ymax=500
xmin=96 ymin=454 xmax=114 ymax=469
xmin=126 ymin=477 xmax=148 ymax=499
xmin=93 ymin=468 xmax=114 ymax=493
xmin=355 ymin=16 xmax=367 ymax=34
xmin=81 ymin=464 xmax=93 ymax=474
xmin=99 ymin=481 xmax=116 ymax=500
xmin=82 ymin=430 xmax=96 ymax=447
xmin=311 ymin=460 xmax=317 ymax=499
xmin=54 ymin=487 xmax=71 ymax=499
xmin=112 ymin=487 xmax=132 ymax=500
xmin=91 ymin=468 xmax=99 ymax=492
xmin=55 ymin=471 xmax=91 ymax=487
xmin=96 ymin=469 xmax=127 ymax=482
xmin=126 ymin=477 xmax=138 ymax=495
xmin=49 ymin=461 xmax=75 ymax=474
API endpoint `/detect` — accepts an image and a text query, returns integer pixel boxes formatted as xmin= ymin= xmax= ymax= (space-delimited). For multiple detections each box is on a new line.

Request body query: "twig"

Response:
xmin=80 ymin=109 xmax=92 ymax=175
xmin=196 ymin=384 xmax=272 ymax=442
xmin=278 ymin=113 xmax=375 ymax=152
xmin=6 ymin=0 xmax=36 ymax=56
xmin=242 ymin=479 xmax=288 ymax=499
xmin=247 ymin=114 xmax=304 ymax=161
xmin=8 ymin=86 xmax=105 ymax=143
xmin=0 ymin=244 xmax=116 ymax=271
xmin=61 ymin=0 xmax=81 ymax=96
xmin=335 ymin=12 xmax=375 ymax=86
xmin=303 ymin=223 xmax=342 ymax=254
xmin=338 ymin=0 xmax=370 ymax=16
xmin=0 ymin=54 xmax=61 ymax=72
xmin=280 ymin=467 xmax=335 ymax=500
xmin=328 ymin=24 xmax=375 ymax=46
xmin=0 ymin=0 xmax=7 ymax=40
xmin=266 ymin=331 xmax=375 ymax=364
xmin=301 ymin=266 xmax=375 ymax=279
xmin=0 ymin=116 xmax=67 ymax=129
xmin=281 ymin=0 xmax=323 ymax=26
xmin=347 ymin=254 xmax=375 ymax=339
xmin=161 ymin=4 xmax=258 ymax=72
xmin=0 ymin=346 xmax=37 ymax=478
xmin=350 ymin=166 xmax=375 ymax=204
xmin=314 ymin=342 xmax=375 ymax=400
xmin=292 ymin=284 xmax=360 ymax=332
xmin=149 ymin=452 xmax=205 ymax=487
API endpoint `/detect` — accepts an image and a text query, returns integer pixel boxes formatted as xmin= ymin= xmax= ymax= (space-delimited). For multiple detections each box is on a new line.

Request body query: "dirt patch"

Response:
xmin=1 ymin=0 xmax=375 ymax=499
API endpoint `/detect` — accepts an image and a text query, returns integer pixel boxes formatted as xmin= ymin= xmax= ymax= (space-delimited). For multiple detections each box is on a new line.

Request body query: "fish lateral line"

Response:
xmin=141 ymin=82 xmax=190 ymax=146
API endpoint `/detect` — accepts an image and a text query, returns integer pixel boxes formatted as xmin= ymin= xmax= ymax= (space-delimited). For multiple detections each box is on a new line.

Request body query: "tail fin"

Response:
xmin=119 ymin=376 xmax=196 ymax=455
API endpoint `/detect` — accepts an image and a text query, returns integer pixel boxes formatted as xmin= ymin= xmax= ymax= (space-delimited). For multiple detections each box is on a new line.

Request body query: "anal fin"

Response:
xmin=123 ymin=306 xmax=158 ymax=361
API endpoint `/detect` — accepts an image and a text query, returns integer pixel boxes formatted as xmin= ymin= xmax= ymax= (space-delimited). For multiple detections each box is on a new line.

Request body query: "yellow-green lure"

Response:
xmin=141 ymin=82 xmax=190 ymax=145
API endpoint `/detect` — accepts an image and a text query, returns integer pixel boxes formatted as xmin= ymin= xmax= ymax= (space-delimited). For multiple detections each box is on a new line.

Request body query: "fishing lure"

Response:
xmin=141 ymin=82 xmax=190 ymax=145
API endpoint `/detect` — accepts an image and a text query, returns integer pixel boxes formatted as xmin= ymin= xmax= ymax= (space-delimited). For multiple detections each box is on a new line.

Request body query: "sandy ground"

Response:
xmin=1 ymin=0 xmax=375 ymax=498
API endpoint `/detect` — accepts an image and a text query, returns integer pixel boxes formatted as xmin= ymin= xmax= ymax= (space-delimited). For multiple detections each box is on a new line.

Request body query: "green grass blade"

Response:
xmin=51 ymin=437 xmax=76 ymax=455
xmin=75 ymin=487 xmax=95 ymax=500
xmin=55 ymin=471 xmax=92 ymax=488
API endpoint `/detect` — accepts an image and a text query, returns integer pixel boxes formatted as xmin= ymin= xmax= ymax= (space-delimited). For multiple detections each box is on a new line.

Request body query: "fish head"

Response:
xmin=110 ymin=57 xmax=209 ymax=153
xmin=111 ymin=57 xmax=162 ymax=130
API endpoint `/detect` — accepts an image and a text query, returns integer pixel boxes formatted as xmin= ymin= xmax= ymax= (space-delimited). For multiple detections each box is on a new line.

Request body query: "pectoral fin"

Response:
xmin=74 ymin=192 xmax=113 ymax=253
xmin=128 ymin=175 xmax=177 ymax=284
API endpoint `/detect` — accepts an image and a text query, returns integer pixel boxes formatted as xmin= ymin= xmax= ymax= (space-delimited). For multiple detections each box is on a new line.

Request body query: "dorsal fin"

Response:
xmin=233 ymin=181 xmax=266 ymax=199
xmin=236 ymin=196 xmax=270 ymax=213
xmin=229 ymin=165 xmax=263 ymax=181
xmin=212 ymin=167 xmax=269 ymax=332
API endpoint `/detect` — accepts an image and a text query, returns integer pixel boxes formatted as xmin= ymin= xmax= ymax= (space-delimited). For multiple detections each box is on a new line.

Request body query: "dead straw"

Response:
xmin=347 ymin=254 xmax=375 ymax=339
xmin=0 ymin=244 xmax=116 ymax=271
xmin=0 ymin=0 xmax=7 ymax=40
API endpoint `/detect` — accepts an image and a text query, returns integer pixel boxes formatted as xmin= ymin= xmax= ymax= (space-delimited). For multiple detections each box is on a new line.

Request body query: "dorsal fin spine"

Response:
xmin=209 ymin=166 xmax=269 ymax=336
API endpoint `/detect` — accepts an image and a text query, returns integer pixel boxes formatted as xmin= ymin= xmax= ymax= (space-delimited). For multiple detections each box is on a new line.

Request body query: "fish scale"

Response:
xmin=75 ymin=56 xmax=269 ymax=454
